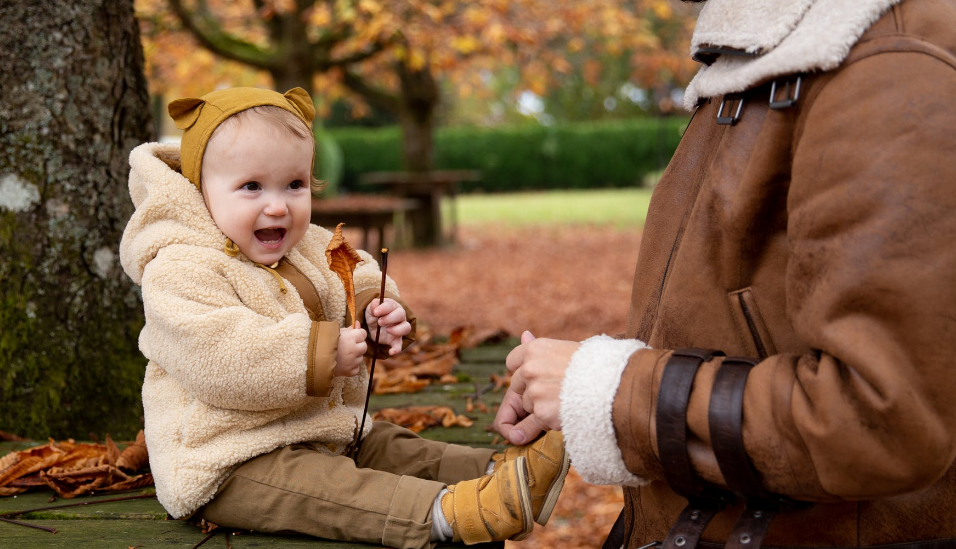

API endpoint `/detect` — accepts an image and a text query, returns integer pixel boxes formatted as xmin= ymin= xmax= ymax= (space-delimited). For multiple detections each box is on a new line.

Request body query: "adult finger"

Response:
xmin=520 ymin=330 xmax=535 ymax=344
xmin=493 ymin=389 xmax=526 ymax=435
xmin=507 ymin=413 xmax=547 ymax=445
xmin=509 ymin=367 xmax=528 ymax=396
xmin=505 ymin=342 xmax=528 ymax=373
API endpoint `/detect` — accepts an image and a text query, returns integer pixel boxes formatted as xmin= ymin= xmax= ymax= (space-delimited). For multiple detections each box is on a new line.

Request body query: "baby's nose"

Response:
xmin=264 ymin=198 xmax=288 ymax=216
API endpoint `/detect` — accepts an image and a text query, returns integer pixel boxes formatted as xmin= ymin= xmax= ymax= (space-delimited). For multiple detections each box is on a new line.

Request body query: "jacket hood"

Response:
xmin=684 ymin=0 xmax=903 ymax=109
xmin=120 ymin=142 xmax=225 ymax=285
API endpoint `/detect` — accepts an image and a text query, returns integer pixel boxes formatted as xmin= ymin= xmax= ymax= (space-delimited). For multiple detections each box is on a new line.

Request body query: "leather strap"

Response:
xmin=708 ymin=356 xmax=767 ymax=501
xmin=663 ymin=506 xmax=721 ymax=549
xmin=657 ymin=348 xmax=723 ymax=500
xmin=724 ymin=506 xmax=777 ymax=549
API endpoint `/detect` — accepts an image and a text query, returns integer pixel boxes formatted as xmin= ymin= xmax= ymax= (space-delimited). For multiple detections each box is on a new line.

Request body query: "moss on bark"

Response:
xmin=0 ymin=0 xmax=154 ymax=439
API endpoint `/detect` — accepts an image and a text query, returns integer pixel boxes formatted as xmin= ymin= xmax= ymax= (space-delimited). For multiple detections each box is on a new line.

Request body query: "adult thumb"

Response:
xmin=521 ymin=330 xmax=536 ymax=344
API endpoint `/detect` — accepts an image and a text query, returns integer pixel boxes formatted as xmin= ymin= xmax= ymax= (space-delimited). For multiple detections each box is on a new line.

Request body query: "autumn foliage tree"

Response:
xmin=137 ymin=0 xmax=698 ymax=172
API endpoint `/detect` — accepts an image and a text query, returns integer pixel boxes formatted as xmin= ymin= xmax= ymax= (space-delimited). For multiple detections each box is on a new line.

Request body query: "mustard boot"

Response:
xmin=491 ymin=430 xmax=570 ymax=525
xmin=440 ymin=456 xmax=534 ymax=544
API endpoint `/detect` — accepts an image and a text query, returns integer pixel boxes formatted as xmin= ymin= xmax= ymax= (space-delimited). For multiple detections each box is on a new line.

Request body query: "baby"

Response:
xmin=119 ymin=87 xmax=568 ymax=548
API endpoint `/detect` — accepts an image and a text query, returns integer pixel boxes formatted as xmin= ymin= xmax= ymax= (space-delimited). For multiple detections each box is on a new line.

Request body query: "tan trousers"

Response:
xmin=194 ymin=421 xmax=496 ymax=549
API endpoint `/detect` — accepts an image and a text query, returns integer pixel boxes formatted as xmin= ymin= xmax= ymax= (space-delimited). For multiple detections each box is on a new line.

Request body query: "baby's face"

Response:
xmin=201 ymin=115 xmax=313 ymax=265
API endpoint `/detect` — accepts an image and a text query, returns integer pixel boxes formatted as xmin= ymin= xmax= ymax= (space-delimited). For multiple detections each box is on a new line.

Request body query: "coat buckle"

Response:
xmin=769 ymin=76 xmax=802 ymax=109
xmin=716 ymin=95 xmax=744 ymax=125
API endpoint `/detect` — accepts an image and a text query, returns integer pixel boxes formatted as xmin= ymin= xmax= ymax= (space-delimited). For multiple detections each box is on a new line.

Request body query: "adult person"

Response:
xmin=493 ymin=0 xmax=956 ymax=547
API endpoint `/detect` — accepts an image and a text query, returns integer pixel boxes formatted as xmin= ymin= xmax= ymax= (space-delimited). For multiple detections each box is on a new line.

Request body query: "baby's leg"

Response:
xmin=357 ymin=421 xmax=494 ymax=484
xmin=193 ymin=443 xmax=441 ymax=549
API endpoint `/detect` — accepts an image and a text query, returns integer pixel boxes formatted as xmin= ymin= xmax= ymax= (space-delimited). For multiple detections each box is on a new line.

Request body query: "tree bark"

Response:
xmin=397 ymin=64 xmax=440 ymax=173
xmin=0 ymin=0 xmax=154 ymax=439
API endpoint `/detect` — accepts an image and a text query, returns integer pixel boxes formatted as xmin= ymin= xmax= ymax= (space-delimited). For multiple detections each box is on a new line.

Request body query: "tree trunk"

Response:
xmin=398 ymin=65 xmax=439 ymax=173
xmin=0 ymin=0 xmax=154 ymax=439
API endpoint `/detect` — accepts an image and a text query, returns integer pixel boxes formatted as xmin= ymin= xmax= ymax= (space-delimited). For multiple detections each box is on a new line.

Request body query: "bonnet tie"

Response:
xmin=256 ymin=262 xmax=288 ymax=294
xmin=223 ymin=237 xmax=288 ymax=294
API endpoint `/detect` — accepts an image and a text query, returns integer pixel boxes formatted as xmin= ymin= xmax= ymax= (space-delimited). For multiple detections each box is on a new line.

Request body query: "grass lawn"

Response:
xmin=445 ymin=187 xmax=655 ymax=228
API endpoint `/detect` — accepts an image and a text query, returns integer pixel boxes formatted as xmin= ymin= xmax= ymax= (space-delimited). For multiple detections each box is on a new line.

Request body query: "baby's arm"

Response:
xmin=141 ymin=253 xmax=316 ymax=411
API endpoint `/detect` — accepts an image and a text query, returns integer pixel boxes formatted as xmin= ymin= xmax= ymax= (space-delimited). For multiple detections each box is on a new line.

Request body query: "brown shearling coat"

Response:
xmin=611 ymin=0 xmax=956 ymax=546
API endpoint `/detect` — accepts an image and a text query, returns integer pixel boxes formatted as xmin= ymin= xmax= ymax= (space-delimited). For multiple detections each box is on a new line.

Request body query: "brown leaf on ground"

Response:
xmin=372 ymin=406 xmax=473 ymax=432
xmin=325 ymin=222 xmax=362 ymax=323
xmin=490 ymin=371 xmax=512 ymax=391
xmin=117 ymin=430 xmax=149 ymax=472
xmin=0 ymin=430 xmax=152 ymax=499
xmin=448 ymin=326 xmax=511 ymax=349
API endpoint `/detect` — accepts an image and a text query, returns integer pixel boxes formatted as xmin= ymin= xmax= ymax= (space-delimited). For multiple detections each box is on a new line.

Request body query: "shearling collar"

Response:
xmin=683 ymin=0 xmax=903 ymax=109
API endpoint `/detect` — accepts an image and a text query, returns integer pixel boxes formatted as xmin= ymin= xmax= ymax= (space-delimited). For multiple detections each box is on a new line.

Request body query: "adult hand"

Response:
xmin=493 ymin=331 xmax=580 ymax=445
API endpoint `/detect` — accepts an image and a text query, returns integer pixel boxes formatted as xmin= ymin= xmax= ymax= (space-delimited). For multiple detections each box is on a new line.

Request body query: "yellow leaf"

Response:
xmin=451 ymin=35 xmax=480 ymax=55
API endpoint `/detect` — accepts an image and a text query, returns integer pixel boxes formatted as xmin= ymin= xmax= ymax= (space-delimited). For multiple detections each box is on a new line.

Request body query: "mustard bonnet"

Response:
xmin=167 ymin=87 xmax=316 ymax=190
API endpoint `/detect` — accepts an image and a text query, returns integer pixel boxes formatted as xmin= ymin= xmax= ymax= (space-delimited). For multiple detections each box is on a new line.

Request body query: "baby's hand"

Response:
xmin=335 ymin=322 xmax=367 ymax=377
xmin=365 ymin=298 xmax=412 ymax=356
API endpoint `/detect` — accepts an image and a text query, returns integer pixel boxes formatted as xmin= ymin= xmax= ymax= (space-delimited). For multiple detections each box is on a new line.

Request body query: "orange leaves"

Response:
xmin=0 ymin=431 xmax=153 ymax=499
xmin=372 ymin=406 xmax=474 ymax=432
xmin=371 ymin=325 xmax=509 ymax=395
xmin=325 ymin=223 xmax=362 ymax=323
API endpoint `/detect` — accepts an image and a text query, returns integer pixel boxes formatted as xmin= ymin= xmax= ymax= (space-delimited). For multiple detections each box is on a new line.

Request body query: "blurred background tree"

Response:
xmin=136 ymin=0 xmax=699 ymax=173
xmin=0 ymin=0 xmax=153 ymax=439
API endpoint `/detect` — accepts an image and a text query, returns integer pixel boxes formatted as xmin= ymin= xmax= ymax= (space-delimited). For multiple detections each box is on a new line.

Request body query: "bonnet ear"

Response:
xmin=168 ymin=97 xmax=206 ymax=130
xmin=283 ymin=87 xmax=316 ymax=124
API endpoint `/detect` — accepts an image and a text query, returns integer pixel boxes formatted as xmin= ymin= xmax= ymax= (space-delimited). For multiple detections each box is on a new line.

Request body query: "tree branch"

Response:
xmin=168 ymin=0 xmax=280 ymax=72
xmin=342 ymin=70 xmax=401 ymax=113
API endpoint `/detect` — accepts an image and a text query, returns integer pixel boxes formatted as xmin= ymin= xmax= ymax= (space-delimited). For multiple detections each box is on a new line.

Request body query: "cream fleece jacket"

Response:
xmin=119 ymin=142 xmax=398 ymax=518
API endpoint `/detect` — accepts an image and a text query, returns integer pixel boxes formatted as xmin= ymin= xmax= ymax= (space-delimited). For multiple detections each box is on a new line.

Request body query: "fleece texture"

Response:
xmin=560 ymin=335 xmax=651 ymax=487
xmin=119 ymin=142 xmax=398 ymax=518
xmin=684 ymin=0 xmax=903 ymax=108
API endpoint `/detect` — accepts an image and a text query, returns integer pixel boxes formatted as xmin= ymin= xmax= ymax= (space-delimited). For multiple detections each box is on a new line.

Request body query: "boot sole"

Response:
xmin=534 ymin=447 xmax=570 ymax=526
xmin=509 ymin=456 xmax=536 ymax=542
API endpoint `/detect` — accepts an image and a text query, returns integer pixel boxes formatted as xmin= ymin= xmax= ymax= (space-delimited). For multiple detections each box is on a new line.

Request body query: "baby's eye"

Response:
xmin=241 ymin=181 xmax=261 ymax=191
xmin=289 ymin=179 xmax=304 ymax=190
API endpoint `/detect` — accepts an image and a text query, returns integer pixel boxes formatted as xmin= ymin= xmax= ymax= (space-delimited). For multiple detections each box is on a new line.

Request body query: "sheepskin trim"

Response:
xmin=560 ymin=335 xmax=651 ymax=487
xmin=684 ymin=0 xmax=902 ymax=109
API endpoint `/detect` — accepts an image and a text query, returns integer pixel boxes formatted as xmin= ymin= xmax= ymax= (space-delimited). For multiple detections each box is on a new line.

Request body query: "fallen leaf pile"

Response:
xmin=0 ymin=430 xmax=152 ymax=499
xmin=372 ymin=325 xmax=511 ymax=394
xmin=372 ymin=406 xmax=474 ymax=432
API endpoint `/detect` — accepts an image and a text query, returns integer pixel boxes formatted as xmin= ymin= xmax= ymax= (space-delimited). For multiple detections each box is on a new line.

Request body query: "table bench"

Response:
xmin=312 ymin=195 xmax=418 ymax=251
xmin=359 ymin=170 xmax=482 ymax=248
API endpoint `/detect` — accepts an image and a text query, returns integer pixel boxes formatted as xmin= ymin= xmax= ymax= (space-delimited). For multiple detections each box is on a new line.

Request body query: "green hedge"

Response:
xmin=327 ymin=117 xmax=688 ymax=194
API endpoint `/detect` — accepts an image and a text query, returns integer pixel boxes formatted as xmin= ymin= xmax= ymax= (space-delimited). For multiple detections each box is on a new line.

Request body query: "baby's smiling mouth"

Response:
xmin=254 ymin=227 xmax=286 ymax=244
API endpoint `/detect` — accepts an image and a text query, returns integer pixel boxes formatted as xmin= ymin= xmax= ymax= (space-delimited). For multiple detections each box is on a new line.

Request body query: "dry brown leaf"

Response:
xmin=117 ymin=430 xmax=148 ymax=471
xmin=465 ymin=397 xmax=474 ymax=413
xmin=325 ymin=222 xmax=362 ymax=323
xmin=0 ymin=433 xmax=153 ymax=499
xmin=490 ymin=371 xmax=512 ymax=391
xmin=448 ymin=326 xmax=510 ymax=349
xmin=373 ymin=405 xmax=474 ymax=432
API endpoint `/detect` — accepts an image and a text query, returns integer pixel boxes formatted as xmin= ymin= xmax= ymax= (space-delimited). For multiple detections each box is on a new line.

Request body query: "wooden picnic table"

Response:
xmin=312 ymin=194 xmax=418 ymax=251
xmin=359 ymin=170 xmax=482 ymax=248
xmin=0 ymin=343 xmax=516 ymax=549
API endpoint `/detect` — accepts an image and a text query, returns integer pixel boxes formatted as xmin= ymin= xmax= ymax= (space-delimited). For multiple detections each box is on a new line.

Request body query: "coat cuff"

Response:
xmin=353 ymin=288 xmax=417 ymax=359
xmin=307 ymin=321 xmax=339 ymax=397
xmin=560 ymin=335 xmax=652 ymax=487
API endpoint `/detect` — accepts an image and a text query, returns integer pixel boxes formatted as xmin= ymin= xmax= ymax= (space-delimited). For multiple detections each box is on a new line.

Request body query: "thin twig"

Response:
xmin=224 ymin=530 xmax=232 ymax=549
xmin=0 ymin=516 xmax=57 ymax=533
xmin=192 ymin=530 xmax=217 ymax=549
xmin=0 ymin=493 xmax=156 ymax=518
xmin=352 ymin=247 xmax=389 ymax=461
